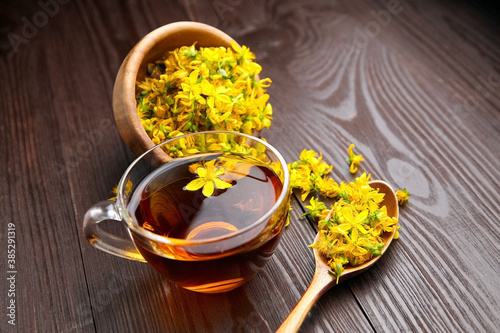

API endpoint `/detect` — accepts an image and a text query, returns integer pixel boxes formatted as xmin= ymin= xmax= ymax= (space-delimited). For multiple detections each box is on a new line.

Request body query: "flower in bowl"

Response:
xmin=113 ymin=21 xmax=272 ymax=157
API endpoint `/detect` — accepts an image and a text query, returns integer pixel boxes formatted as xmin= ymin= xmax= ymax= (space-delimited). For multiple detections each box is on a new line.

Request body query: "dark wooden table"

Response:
xmin=1 ymin=0 xmax=500 ymax=332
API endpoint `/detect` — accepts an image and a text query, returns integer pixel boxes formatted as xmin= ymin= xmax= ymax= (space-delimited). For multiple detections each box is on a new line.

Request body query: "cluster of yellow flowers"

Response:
xmin=288 ymin=147 xmax=405 ymax=282
xmin=288 ymin=145 xmax=366 ymax=203
xmin=136 ymin=42 xmax=273 ymax=145
xmin=162 ymin=132 xmax=283 ymax=185
xmin=161 ymin=131 xmax=268 ymax=160
xmin=310 ymin=173 xmax=399 ymax=282
xmin=288 ymin=150 xmax=339 ymax=201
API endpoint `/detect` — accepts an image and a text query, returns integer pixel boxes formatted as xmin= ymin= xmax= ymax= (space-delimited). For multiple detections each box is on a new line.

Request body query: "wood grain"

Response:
xmin=1 ymin=0 xmax=499 ymax=332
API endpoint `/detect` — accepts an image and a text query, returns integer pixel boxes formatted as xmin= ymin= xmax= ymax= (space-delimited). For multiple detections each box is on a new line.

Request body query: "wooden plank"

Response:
xmin=0 ymin=6 xmax=95 ymax=331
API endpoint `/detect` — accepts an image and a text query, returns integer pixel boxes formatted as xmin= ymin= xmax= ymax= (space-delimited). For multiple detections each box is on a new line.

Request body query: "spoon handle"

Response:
xmin=276 ymin=270 xmax=334 ymax=333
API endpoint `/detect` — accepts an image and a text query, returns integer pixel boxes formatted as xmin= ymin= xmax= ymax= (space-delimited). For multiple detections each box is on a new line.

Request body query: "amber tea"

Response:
xmin=127 ymin=153 xmax=286 ymax=293
xmin=83 ymin=131 xmax=290 ymax=294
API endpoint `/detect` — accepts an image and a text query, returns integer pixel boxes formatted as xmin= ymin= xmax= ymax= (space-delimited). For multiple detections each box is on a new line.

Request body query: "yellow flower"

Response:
xmin=396 ymin=188 xmax=411 ymax=205
xmin=299 ymin=149 xmax=319 ymax=165
xmin=347 ymin=144 xmax=364 ymax=174
xmin=289 ymin=150 xmax=335 ymax=201
xmin=231 ymin=40 xmax=255 ymax=63
xmin=393 ymin=225 xmax=401 ymax=239
xmin=185 ymin=160 xmax=232 ymax=197
xmin=207 ymin=106 xmax=232 ymax=126
xmin=316 ymin=177 xmax=340 ymax=198
xmin=339 ymin=206 xmax=369 ymax=236
xmin=136 ymin=43 xmax=273 ymax=148
xmin=180 ymin=69 xmax=206 ymax=106
xmin=200 ymin=79 xmax=232 ymax=108
xmin=301 ymin=197 xmax=327 ymax=218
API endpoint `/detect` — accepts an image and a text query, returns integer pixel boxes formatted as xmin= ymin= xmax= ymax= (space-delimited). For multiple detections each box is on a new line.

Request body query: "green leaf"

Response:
xmin=218 ymin=68 xmax=228 ymax=78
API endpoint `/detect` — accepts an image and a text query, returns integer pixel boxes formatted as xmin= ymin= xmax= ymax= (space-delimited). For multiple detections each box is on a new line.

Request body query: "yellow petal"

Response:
xmin=197 ymin=167 xmax=207 ymax=178
xmin=189 ymin=70 xmax=200 ymax=85
xmin=214 ymin=178 xmax=232 ymax=190
xmin=341 ymin=207 xmax=354 ymax=223
xmin=202 ymin=182 xmax=215 ymax=197
xmin=216 ymin=94 xmax=232 ymax=104
xmin=350 ymin=163 xmax=358 ymax=174
xmin=200 ymin=79 xmax=214 ymax=95
xmin=355 ymin=210 xmax=369 ymax=224
xmin=351 ymin=227 xmax=359 ymax=242
xmin=356 ymin=224 xmax=369 ymax=234
xmin=207 ymin=96 xmax=215 ymax=109
xmin=336 ymin=225 xmax=349 ymax=236
xmin=185 ymin=178 xmax=206 ymax=191
xmin=368 ymin=200 xmax=379 ymax=212
xmin=231 ymin=39 xmax=241 ymax=52
xmin=393 ymin=225 xmax=401 ymax=239
xmin=220 ymin=111 xmax=232 ymax=121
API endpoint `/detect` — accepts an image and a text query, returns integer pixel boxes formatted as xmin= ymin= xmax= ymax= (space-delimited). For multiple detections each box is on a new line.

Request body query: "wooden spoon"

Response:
xmin=276 ymin=180 xmax=399 ymax=333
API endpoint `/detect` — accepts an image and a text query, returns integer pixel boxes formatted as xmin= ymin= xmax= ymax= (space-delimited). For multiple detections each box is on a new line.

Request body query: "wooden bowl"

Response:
xmin=112 ymin=22 xmax=238 ymax=157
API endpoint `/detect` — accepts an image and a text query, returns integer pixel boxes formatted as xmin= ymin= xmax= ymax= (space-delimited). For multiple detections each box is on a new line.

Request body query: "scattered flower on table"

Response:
xmin=396 ymin=188 xmax=411 ymax=205
xmin=347 ymin=143 xmax=364 ymax=174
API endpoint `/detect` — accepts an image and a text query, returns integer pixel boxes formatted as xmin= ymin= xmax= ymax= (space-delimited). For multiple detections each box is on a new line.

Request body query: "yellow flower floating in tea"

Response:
xmin=136 ymin=41 xmax=273 ymax=145
xmin=185 ymin=154 xmax=262 ymax=197
xmin=186 ymin=159 xmax=233 ymax=197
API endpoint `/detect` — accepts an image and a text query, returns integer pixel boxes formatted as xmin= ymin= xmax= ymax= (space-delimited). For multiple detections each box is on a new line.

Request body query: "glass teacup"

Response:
xmin=83 ymin=131 xmax=290 ymax=293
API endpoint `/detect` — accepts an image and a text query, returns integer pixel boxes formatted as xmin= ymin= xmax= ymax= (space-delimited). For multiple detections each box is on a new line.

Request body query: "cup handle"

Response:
xmin=83 ymin=200 xmax=146 ymax=262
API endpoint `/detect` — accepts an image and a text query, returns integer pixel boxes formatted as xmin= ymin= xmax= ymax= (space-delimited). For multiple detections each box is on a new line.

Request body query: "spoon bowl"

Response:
xmin=277 ymin=180 xmax=399 ymax=332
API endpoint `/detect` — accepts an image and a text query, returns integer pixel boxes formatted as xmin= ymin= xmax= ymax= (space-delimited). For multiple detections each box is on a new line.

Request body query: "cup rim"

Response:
xmin=116 ymin=131 xmax=290 ymax=246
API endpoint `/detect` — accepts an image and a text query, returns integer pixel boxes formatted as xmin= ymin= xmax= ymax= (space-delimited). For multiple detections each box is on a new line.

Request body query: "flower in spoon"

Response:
xmin=277 ymin=180 xmax=399 ymax=333
xmin=313 ymin=178 xmax=399 ymax=283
